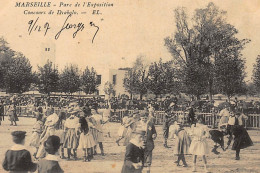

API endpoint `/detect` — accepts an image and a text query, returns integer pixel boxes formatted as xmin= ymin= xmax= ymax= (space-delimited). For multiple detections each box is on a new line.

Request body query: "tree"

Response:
xmin=4 ymin=53 xmax=33 ymax=93
xmin=253 ymin=55 xmax=260 ymax=93
xmin=81 ymin=67 xmax=99 ymax=94
xmin=37 ymin=60 xmax=59 ymax=95
xmin=215 ymin=56 xmax=246 ymax=101
xmin=59 ymin=64 xmax=81 ymax=94
xmin=123 ymin=56 xmax=149 ymax=100
xmin=165 ymin=2 xmax=249 ymax=100
xmin=246 ymin=82 xmax=257 ymax=97
xmin=148 ymin=59 xmax=181 ymax=97
xmin=0 ymin=37 xmax=15 ymax=89
xmin=103 ymin=81 xmax=115 ymax=98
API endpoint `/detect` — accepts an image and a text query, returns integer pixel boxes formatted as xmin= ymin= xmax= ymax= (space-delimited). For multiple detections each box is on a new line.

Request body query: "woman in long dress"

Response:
xmin=231 ymin=123 xmax=253 ymax=160
xmin=189 ymin=116 xmax=210 ymax=173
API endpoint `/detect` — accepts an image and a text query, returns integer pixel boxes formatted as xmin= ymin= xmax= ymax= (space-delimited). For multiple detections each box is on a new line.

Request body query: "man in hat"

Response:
xmin=121 ymin=130 xmax=146 ymax=173
xmin=163 ymin=111 xmax=171 ymax=148
xmin=3 ymin=131 xmax=37 ymax=172
xmin=136 ymin=112 xmax=157 ymax=173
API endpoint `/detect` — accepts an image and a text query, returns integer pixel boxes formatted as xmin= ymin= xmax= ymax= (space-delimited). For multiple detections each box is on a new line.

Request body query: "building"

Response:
xmin=96 ymin=68 xmax=129 ymax=98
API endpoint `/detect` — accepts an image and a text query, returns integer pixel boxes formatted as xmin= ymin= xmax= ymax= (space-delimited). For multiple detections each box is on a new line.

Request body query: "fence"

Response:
xmin=110 ymin=109 xmax=260 ymax=129
xmin=3 ymin=106 xmax=260 ymax=128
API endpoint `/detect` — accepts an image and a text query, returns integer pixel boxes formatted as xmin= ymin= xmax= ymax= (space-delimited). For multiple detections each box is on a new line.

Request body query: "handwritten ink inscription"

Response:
xmin=27 ymin=14 xmax=99 ymax=43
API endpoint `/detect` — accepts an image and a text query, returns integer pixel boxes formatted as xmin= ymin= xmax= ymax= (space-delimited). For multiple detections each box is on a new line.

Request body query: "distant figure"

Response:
xmin=188 ymin=107 xmax=195 ymax=125
xmin=7 ymin=104 xmax=18 ymax=126
xmin=162 ymin=113 xmax=171 ymax=148
xmin=2 ymin=131 xmax=37 ymax=173
xmin=0 ymin=101 xmax=4 ymax=125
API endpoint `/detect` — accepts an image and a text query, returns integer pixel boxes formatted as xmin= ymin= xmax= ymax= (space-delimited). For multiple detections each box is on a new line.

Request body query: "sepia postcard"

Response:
xmin=0 ymin=0 xmax=260 ymax=173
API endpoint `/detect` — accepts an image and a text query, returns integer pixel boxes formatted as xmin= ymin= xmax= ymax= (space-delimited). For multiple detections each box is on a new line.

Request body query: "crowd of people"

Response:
xmin=116 ymin=103 xmax=253 ymax=172
xmin=2 ymin=101 xmax=108 ymax=173
xmin=0 ymin=94 xmax=256 ymax=173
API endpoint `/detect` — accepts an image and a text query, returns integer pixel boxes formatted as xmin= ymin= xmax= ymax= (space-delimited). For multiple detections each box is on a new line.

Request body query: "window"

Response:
xmin=113 ymin=75 xmax=117 ymax=85
xmin=97 ymin=75 xmax=101 ymax=85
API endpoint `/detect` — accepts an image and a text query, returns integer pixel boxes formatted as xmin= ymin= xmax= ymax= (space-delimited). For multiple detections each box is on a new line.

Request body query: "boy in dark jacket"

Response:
xmin=38 ymin=135 xmax=64 ymax=173
xmin=121 ymin=130 xmax=145 ymax=173
xmin=2 ymin=131 xmax=37 ymax=173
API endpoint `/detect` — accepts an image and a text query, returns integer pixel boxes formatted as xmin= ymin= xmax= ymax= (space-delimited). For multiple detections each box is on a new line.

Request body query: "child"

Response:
xmin=121 ymin=130 xmax=145 ymax=173
xmin=173 ymin=123 xmax=191 ymax=167
xmin=116 ymin=116 xmax=134 ymax=146
xmin=63 ymin=108 xmax=80 ymax=160
xmin=209 ymin=129 xmax=225 ymax=155
xmin=29 ymin=108 xmax=44 ymax=158
xmin=2 ymin=131 xmax=37 ymax=172
xmin=189 ymin=116 xmax=210 ymax=173
xmin=38 ymin=135 xmax=64 ymax=173
xmin=78 ymin=115 xmax=96 ymax=162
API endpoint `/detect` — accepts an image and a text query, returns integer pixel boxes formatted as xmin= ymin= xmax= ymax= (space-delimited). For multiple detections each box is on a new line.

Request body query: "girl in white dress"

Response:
xmin=189 ymin=115 xmax=210 ymax=173
xmin=78 ymin=115 xmax=96 ymax=162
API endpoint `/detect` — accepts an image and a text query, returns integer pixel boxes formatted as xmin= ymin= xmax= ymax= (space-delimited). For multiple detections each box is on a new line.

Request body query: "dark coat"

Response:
xmin=2 ymin=149 xmax=37 ymax=172
xmin=38 ymin=159 xmax=64 ymax=173
xmin=121 ymin=143 xmax=144 ymax=173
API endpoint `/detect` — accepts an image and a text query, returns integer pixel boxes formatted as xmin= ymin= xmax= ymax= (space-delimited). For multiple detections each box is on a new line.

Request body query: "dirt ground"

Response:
xmin=0 ymin=117 xmax=260 ymax=173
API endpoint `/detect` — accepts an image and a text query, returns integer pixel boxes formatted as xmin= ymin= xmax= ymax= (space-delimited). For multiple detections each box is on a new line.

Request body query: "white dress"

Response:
xmin=189 ymin=123 xmax=210 ymax=155
xmin=78 ymin=118 xmax=96 ymax=149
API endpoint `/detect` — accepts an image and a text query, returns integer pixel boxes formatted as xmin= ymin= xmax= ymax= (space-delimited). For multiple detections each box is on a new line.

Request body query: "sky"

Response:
xmin=1 ymin=0 xmax=260 ymax=81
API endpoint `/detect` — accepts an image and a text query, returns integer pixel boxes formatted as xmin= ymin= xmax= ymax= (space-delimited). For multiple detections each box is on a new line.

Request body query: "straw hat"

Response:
xmin=45 ymin=113 xmax=59 ymax=126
